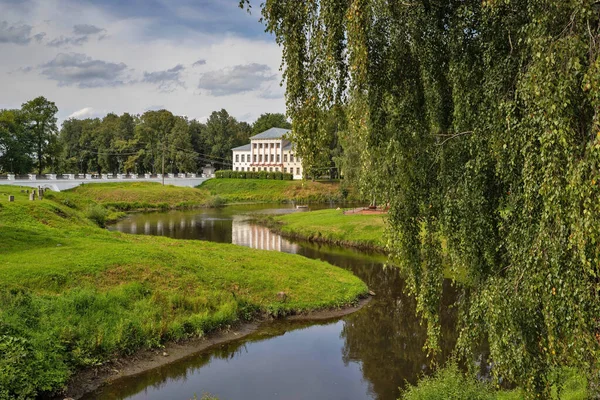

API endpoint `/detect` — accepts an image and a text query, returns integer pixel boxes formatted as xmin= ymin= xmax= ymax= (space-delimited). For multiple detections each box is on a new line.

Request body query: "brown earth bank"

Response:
xmin=59 ymin=297 xmax=372 ymax=400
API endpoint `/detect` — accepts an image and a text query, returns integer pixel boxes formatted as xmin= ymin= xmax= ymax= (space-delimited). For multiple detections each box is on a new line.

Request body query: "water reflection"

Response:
xmin=232 ymin=218 xmax=300 ymax=252
xmin=96 ymin=206 xmax=458 ymax=400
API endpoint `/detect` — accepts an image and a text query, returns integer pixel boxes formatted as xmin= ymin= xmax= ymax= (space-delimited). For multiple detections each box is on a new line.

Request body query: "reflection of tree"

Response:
xmin=339 ymin=269 xmax=458 ymax=400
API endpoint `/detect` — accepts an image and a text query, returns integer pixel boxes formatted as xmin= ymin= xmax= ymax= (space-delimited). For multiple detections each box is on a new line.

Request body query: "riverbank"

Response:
xmin=0 ymin=186 xmax=368 ymax=399
xmin=56 ymin=181 xmax=217 ymax=210
xmin=65 ymin=297 xmax=371 ymax=399
xmin=254 ymin=208 xmax=387 ymax=251
xmin=198 ymin=178 xmax=362 ymax=204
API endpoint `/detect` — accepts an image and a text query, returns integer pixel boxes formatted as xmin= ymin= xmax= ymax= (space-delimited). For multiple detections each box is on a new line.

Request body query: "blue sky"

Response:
xmin=0 ymin=0 xmax=285 ymax=123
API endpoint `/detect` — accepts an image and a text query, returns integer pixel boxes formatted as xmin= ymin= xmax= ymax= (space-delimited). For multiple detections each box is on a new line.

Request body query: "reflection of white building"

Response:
xmin=232 ymin=218 xmax=299 ymax=253
xmin=231 ymin=128 xmax=304 ymax=180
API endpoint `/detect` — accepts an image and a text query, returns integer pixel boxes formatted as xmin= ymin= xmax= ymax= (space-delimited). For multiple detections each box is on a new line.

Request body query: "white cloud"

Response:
xmin=198 ymin=63 xmax=277 ymax=96
xmin=142 ymin=64 xmax=185 ymax=92
xmin=66 ymin=106 xmax=106 ymax=119
xmin=39 ymin=52 xmax=129 ymax=87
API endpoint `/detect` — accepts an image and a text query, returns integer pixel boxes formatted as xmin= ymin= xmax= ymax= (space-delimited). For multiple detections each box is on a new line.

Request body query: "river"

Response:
xmin=86 ymin=204 xmax=457 ymax=400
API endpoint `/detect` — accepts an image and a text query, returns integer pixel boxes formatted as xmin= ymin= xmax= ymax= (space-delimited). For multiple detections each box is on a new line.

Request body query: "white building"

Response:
xmin=231 ymin=127 xmax=304 ymax=180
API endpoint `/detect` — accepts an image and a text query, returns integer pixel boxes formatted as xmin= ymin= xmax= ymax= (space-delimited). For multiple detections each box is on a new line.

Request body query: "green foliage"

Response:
xmin=402 ymin=364 xmax=587 ymax=400
xmin=216 ymin=170 xmax=293 ymax=180
xmin=401 ymin=364 xmax=495 ymax=400
xmin=20 ymin=96 xmax=59 ymax=175
xmin=0 ymin=185 xmax=367 ymax=397
xmin=252 ymin=113 xmax=291 ymax=135
xmin=85 ymin=204 xmax=108 ymax=227
xmin=258 ymin=0 xmax=600 ymax=396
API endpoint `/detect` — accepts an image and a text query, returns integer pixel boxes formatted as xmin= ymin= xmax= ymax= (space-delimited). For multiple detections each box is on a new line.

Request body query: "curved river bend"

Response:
xmin=87 ymin=204 xmax=457 ymax=400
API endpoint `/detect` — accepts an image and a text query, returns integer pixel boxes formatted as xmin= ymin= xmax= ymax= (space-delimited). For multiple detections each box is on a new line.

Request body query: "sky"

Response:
xmin=0 ymin=0 xmax=286 ymax=125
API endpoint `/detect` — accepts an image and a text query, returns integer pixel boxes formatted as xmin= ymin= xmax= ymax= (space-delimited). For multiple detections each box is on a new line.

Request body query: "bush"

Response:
xmin=85 ymin=204 xmax=108 ymax=227
xmin=215 ymin=170 xmax=294 ymax=180
xmin=401 ymin=363 xmax=495 ymax=400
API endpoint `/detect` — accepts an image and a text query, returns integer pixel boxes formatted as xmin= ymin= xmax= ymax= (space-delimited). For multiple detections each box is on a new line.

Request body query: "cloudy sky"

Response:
xmin=0 ymin=0 xmax=286 ymax=124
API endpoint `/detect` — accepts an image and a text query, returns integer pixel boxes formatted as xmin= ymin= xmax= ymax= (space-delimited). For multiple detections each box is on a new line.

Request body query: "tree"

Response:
xmin=0 ymin=109 xmax=33 ymax=174
xmin=169 ymin=116 xmax=197 ymax=173
xmin=251 ymin=112 xmax=291 ymax=135
xmin=21 ymin=97 xmax=58 ymax=175
xmin=204 ymin=109 xmax=247 ymax=170
xmin=253 ymin=0 xmax=600 ymax=396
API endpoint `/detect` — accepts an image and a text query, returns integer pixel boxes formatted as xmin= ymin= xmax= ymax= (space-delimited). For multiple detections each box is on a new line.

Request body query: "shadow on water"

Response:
xmin=93 ymin=205 xmax=459 ymax=400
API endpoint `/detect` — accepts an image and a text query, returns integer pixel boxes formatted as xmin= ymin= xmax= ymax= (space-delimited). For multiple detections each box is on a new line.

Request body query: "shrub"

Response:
xmin=206 ymin=195 xmax=226 ymax=208
xmin=401 ymin=363 xmax=495 ymax=400
xmin=215 ymin=170 xmax=295 ymax=180
xmin=85 ymin=204 xmax=108 ymax=227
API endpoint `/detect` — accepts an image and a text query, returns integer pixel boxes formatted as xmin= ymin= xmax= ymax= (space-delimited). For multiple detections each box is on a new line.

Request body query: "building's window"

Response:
xmin=236 ymin=154 xmax=239 ymax=162
xmin=276 ymin=167 xmax=279 ymax=172
xmin=277 ymin=155 xmax=280 ymax=163
xmin=241 ymin=154 xmax=245 ymax=162
xmin=283 ymin=167 xmax=287 ymax=173
xmin=276 ymin=142 xmax=280 ymax=149
xmin=259 ymin=143 xmax=263 ymax=149
xmin=269 ymin=167 xmax=273 ymax=172
xmin=253 ymin=155 xmax=257 ymax=162
xmin=284 ymin=154 xmax=288 ymax=163
xmin=259 ymin=155 xmax=262 ymax=162
xmin=253 ymin=143 xmax=257 ymax=149
xmin=290 ymin=154 xmax=294 ymax=162
xmin=235 ymin=167 xmax=238 ymax=171
xmin=271 ymin=143 xmax=275 ymax=149
xmin=252 ymin=167 xmax=256 ymax=172
xmin=296 ymin=168 xmax=300 ymax=175
xmin=270 ymin=154 xmax=274 ymax=162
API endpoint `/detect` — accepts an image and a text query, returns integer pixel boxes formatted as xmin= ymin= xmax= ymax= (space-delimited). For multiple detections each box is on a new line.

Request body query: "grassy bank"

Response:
xmin=61 ymin=182 xmax=216 ymax=211
xmin=401 ymin=364 xmax=586 ymax=400
xmin=0 ymin=186 xmax=367 ymax=399
xmin=199 ymin=179 xmax=362 ymax=204
xmin=257 ymin=208 xmax=387 ymax=250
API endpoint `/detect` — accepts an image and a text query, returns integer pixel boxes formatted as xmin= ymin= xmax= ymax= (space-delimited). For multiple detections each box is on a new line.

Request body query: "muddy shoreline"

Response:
xmin=62 ymin=297 xmax=372 ymax=399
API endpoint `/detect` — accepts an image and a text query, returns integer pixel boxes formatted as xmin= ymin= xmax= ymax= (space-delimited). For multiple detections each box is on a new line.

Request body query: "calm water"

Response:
xmin=91 ymin=204 xmax=458 ymax=400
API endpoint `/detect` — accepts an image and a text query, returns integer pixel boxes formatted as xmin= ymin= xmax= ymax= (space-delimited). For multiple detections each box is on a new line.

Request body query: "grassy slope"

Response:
xmin=65 ymin=182 xmax=214 ymax=210
xmin=0 ymin=186 xmax=367 ymax=398
xmin=199 ymin=179 xmax=361 ymax=203
xmin=267 ymin=208 xmax=387 ymax=250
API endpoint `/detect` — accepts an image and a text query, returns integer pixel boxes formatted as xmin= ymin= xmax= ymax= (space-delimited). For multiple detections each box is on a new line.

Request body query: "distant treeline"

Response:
xmin=0 ymin=96 xmax=291 ymax=175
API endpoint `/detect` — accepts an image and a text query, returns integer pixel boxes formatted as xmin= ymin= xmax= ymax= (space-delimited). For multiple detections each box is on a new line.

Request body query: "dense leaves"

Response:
xmin=254 ymin=0 xmax=600 ymax=396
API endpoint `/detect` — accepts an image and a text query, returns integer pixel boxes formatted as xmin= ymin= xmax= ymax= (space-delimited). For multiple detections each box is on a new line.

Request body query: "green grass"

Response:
xmin=261 ymin=208 xmax=387 ymax=250
xmin=63 ymin=182 xmax=214 ymax=210
xmin=199 ymin=179 xmax=362 ymax=204
xmin=401 ymin=364 xmax=587 ymax=400
xmin=0 ymin=186 xmax=367 ymax=399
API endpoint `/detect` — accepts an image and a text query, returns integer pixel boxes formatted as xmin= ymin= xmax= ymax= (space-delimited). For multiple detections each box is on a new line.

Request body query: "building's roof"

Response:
xmin=283 ymin=142 xmax=293 ymax=150
xmin=231 ymin=143 xmax=251 ymax=152
xmin=250 ymin=127 xmax=291 ymax=140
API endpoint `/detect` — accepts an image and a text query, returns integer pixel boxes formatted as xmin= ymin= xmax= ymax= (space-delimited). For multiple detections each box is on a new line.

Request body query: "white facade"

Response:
xmin=231 ymin=128 xmax=303 ymax=180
